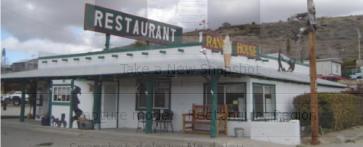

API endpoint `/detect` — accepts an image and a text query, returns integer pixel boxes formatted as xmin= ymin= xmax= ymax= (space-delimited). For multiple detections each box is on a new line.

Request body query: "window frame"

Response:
xmin=135 ymin=79 xmax=171 ymax=110
xmin=252 ymin=83 xmax=276 ymax=121
xmin=52 ymin=85 xmax=72 ymax=103
xmin=203 ymin=82 xmax=247 ymax=121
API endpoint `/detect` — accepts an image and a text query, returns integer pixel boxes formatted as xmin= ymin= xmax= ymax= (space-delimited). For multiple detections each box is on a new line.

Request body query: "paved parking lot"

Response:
xmin=1 ymin=105 xmax=31 ymax=117
xmin=1 ymin=119 xmax=293 ymax=147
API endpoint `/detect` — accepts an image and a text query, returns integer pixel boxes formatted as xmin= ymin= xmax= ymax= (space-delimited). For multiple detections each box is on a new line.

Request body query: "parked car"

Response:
xmin=1 ymin=91 xmax=29 ymax=105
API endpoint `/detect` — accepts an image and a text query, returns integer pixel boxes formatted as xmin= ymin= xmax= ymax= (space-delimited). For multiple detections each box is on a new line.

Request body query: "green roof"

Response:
xmin=39 ymin=42 xmax=201 ymax=60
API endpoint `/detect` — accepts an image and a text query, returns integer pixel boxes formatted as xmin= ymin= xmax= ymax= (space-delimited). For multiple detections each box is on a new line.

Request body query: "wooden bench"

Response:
xmin=182 ymin=104 xmax=228 ymax=135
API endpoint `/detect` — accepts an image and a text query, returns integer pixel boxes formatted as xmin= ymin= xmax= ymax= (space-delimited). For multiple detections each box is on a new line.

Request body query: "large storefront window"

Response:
xmin=136 ymin=80 xmax=171 ymax=110
xmin=204 ymin=83 xmax=246 ymax=120
xmin=253 ymin=83 xmax=276 ymax=121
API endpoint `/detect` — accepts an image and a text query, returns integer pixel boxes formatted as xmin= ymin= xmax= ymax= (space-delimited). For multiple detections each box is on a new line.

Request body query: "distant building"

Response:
xmin=317 ymin=58 xmax=342 ymax=76
xmin=10 ymin=59 xmax=38 ymax=72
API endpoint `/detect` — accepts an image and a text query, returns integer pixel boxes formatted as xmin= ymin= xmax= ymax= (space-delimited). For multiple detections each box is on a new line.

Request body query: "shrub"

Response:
xmin=293 ymin=93 xmax=361 ymax=131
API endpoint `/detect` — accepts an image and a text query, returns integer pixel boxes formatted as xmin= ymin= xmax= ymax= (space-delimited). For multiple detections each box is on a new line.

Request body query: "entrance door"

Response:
xmin=253 ymin=85 xmax=264 ymax=117
xmin=101 ymin=82 xmax=118 ymax=128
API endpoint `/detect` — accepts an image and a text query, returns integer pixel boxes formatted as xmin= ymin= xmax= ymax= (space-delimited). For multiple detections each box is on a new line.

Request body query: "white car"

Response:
xmin=1 ymin=91 xmax=29 ymax=105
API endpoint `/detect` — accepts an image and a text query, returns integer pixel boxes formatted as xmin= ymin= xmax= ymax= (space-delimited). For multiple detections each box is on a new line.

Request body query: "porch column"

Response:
xmin=69 ymin=79 xmax=75 ymax=128
xmin=47 ymin=80 xmax=53 ymax=125
xmin=246 ymin=79 xmax=253 ymax=122
xmin=31 ymin=80 xmax=37 ymax=119
xmin=93 ymin=78 xmax=102 ymax=129
xmin=144 ymin=79 xmax=153 ymax=134
xmin=20 ymin=82 xmax=26 ymax=122
xmin=210 ymin=71 xmax=220 ymax=138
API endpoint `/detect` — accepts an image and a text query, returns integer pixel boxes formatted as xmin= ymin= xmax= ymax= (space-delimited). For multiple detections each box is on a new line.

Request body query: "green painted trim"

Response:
xmin=52 ymin=102 xmax=70 ymax=106
xmin=42 ymin=61 xmax=48 ymax=63
xmin=73 ymin=58 xmax=80 ymax=61
xmin=126 ymin=53 xmax=133 ymax=56
xmin=92 ymin=78 xmax=102 ymax=129
xmin=51 ymin=60 xmax=58 ymax=63
xmin=85 ymin=57 xmax=92 ymax=60
xmin=159 ymin=50 xmax=166 ymax=54
xmin=39 ymin=42 xmax=201 ymax=60
xmin=111 ymin=54 xmax=118 ymax=58
xmin=98 ymin=56 xmax=105 ymax=59
xmin=141 ymin=52 xmax=149 ymax=55
xmin=62 ymin=59 xmax=68 ymax=62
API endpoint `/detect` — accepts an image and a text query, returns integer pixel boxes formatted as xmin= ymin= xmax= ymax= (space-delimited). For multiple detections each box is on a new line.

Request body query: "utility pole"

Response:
xmin=307 ymin=0 xmax=319 ymax=145
xmin=287 ymin=3 xmax=319 ymax=143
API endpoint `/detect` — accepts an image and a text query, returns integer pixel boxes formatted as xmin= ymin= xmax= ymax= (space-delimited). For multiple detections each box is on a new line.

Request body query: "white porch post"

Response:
xmin=246 ymin=78 xmax=253 ymax=122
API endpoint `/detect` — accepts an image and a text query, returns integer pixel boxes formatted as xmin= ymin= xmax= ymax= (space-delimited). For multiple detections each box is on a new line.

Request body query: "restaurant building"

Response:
xmin=1 ymin=41 xmax=346 ymax=145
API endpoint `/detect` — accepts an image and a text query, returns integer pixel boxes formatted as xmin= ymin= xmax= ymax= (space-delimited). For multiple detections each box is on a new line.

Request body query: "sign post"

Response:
xmin=84 ymin=4 xmax=183 ymax=45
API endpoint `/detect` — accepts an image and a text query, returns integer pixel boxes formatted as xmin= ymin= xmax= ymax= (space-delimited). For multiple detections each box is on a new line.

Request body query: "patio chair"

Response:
xmin=153 ymin=110 xmax=161 ymax=132
xmin=161 ymin=110 xmax=174 ymax=132
xmin=136 ymin=111 xmax=146 ymax=132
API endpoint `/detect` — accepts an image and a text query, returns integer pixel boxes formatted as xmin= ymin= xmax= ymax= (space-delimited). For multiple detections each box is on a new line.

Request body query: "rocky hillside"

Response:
xmin=183 ymin=15 xmax=363 ymax=61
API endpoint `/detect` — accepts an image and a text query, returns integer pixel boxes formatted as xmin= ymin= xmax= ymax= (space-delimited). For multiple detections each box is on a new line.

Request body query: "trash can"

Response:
xmin=41 ymin=116 xmax=50 ymax=126
xmin=234 ymin=128 xmax=244 ymax=137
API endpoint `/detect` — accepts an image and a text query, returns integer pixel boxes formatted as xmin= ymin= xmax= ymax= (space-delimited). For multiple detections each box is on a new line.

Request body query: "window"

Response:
xmin=204 ymin=83 xmax=246 ymax=120
xmin=53 ymin=86 xmax=71 ymax=102
xmin=253 ymin=84 xmax=276 ymax=120
xmin=136 ymin=80 xmax=171 ymax=110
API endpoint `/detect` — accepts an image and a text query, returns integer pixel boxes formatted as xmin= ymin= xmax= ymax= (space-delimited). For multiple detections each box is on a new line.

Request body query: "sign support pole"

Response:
xmin=105 ymin=34 xmax=110 ymax=50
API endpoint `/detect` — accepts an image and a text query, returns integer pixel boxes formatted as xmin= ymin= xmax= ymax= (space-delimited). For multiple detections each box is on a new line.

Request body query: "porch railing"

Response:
xmin=228 ymin=112 xmax=247 ymax=121
xmin=252 ymin=112 xmax=307 ymax=122
xmin=252 ymin=112 xmax=277 ymax=121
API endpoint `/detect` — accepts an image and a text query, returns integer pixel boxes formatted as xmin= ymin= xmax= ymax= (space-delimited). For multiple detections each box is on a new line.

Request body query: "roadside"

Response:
xmin=3 ymin=118 xmax=363 ymax=147
xmin=301 ymin=126 xmax=363 ymax=147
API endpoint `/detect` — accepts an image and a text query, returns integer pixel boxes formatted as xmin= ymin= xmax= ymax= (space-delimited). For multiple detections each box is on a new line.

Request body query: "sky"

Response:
xmin=1 ymin=0 xmax=363 ymax=63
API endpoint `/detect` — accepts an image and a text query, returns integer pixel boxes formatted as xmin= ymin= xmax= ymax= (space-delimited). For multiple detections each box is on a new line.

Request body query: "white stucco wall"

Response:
xmin=101 ymin=81 xmax=118 ymax=128
xmin=110 ymin=76 xmax=344 ymax=131
xmin=50 ymin=79 xmax=94 ymax=128
xmin=117 ymin=79 xmax=137 ymax=129
xmin=250 ymin=120 xmax=301 ymax=145
xmin=171 ymin=77 xmax=205 ymax=131
xmin=249 ymin=77 xmax=344 ymax=113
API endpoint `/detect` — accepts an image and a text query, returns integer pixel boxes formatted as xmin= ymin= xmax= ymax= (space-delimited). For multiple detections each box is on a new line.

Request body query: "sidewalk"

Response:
xmin=2 ymin=119 xmax=293 ymax=147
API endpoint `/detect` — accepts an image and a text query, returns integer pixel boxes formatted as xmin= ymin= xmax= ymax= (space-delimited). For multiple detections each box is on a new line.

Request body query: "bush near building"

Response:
xmin=293 ymin=93 xmax=361 ymax=131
